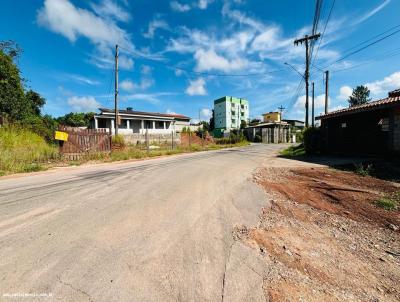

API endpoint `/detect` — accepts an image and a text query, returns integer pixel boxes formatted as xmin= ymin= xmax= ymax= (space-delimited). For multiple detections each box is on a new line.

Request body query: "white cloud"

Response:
xmin=200 ymin=108 xmax=212 ymax=120
xmin=295 ymin=94 xmax=328 ymax=110
xmin=170 ymin=1 xmax=191 ymax=12
xmin=143 ymin=18 xmax=169 ymax=39
xmin=166 ymin=109 xmax=177 ymax=114
xmin=365 ymin=71 xmax=400 ymax=97
xmin=186 ymin=78 xmax=207 ymax=96
xmin=337 ymin=86 xmax=352 ymax=100
xmin=120 ymin=65 xmax=155 ymax=92
xmin=67 ymin=96 xmax=100 ymax=112
xmin=194 ymin=49 xmax=248 ymax=72
xmin=120 ymin=80 xmax=136 ymax=92
xmin=353 ymin=0 xmax=391 ymax=25
xmin=37 ymin=0 xmax=134 ymax=69
xmin=198 ymin=0 xmax=214 ymax=9
xmin=64 ymin=74 xmax=100 ymax=86
xmin=90 ymin=0 xmax=131 ymax=23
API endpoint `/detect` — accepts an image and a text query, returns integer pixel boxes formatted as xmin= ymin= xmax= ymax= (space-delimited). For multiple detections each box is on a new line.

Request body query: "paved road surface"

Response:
xmin=0 ymin=144 xmax=288 ymax=302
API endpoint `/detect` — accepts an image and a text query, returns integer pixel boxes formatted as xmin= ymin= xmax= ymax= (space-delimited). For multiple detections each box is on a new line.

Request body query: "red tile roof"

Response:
xmin=317 ymin=89 xmax=400 ymax=120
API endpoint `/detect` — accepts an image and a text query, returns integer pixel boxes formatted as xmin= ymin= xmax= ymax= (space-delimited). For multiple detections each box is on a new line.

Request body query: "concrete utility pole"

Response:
xmin=312 ymin=82 xmax=315 ymax=128
xmin=325 ymin=70 xmax=329 ymax=114
xmin=114 ymin=44 xmax=119 ymax=136
xmin=294 ymin=33 xmax=320 ymax=127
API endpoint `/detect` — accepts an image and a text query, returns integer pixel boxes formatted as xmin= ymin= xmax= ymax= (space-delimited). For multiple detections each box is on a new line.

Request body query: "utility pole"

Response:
xmin=114 ymin=44 xmax=119 ymax=136
xmin=199 ymin=109 xmax=204 ymax=147
xmin=294 ymin=33 xmax=320 ymax=127
xmin=278 ymin=105 xmax=285 ymax=122
xmin=325 ymin=70 xmax=329 ymax=114
xmin=312 ymin=82 xmax=315 ymax=128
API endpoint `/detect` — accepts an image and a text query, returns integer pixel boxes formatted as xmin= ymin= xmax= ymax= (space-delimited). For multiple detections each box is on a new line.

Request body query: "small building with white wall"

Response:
xmin=93 ymin=108 xmax=191 ymax=134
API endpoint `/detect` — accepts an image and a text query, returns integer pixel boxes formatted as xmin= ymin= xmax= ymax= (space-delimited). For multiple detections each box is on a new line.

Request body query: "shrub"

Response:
xmin=112 ymin=134 xmax=126 ymax=148
xmin=354 ymin=163 xmax=373 ymax=177
xmin=0 ymin=126 xmax=58 ymax=174
xmin=280 ymin=144 xmax=306 ymax=157
xmin=303 ymin=127 xmax=321 ymax=155
xmin=375 ymin=198 xmax=397 ymax=211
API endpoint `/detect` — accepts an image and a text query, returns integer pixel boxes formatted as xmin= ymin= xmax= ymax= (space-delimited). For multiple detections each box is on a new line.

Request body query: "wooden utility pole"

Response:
xmin=312 ymin=82 xmax=315 ymax=128
xmin=294 ymin=33 xmax=320 ymax=127
xmin=114 ymin=44 xmax=119 ymax=136
xmin=325 ymin=70 xmax=329 ymax=114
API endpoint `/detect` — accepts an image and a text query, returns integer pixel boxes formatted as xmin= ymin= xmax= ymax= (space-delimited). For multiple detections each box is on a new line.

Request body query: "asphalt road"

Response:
xmin=0 ymin=144 xmax=287 ymax=302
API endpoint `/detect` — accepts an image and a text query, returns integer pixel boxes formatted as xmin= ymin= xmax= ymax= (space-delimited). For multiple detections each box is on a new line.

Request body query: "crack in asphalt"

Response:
xmin=221 ymin=241 xmax=235 ymax=302
xmin=56 ymin=275 xmax=93 ymax=302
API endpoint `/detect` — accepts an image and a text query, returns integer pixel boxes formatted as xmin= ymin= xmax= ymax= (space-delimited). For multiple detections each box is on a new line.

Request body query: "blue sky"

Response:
xmin=1 ymin=0 xmax=400 ymax=122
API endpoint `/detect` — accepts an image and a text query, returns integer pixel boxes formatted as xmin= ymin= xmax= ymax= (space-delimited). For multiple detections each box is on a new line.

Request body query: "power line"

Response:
xmin=332 ymin=46 xmax=400 ymax=73
xmin=343 ymin=23 xmax=400 ymax=54
xmin=118 ymin=46 xmax=286 ymax=78
xmin=323 ymin=26 xmax=400 ymax=68
xmin=310 ymin=0 xmax=324 ymax=60
xmin=311 ymin=0 xmax=336 ymax=67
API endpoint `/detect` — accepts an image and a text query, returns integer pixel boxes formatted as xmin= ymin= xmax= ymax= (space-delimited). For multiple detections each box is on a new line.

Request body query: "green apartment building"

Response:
xmin=213 ymin=96 xmax=249 ymax=137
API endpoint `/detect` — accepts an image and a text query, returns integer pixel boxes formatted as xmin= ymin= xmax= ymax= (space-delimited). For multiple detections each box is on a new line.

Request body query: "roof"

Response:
xmin=246 ymin=121 xmax=289 ymax=128
xmin=316 ymin=89 xmax=400 ymax=120
xmin=97 ymin=108 xmax=191 ymax=120
xmin=283 ymin=119 xmax=305 ymax=124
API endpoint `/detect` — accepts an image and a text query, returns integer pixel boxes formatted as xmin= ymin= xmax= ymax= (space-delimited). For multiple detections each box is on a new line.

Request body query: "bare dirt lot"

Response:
xmin=236 ymin=167 xmax=400 ymax=302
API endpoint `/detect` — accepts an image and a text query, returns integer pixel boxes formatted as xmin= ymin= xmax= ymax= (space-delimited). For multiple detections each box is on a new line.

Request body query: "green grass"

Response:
xmin=280 ymin=144 xmax=306 ymax=157
xmin=0 ymin=129 xmax=249 ymax=176
xmin=0 ymin=126 xmax=59 ymax=175
xmin=374 ymin=191 xmax=400 ymax=211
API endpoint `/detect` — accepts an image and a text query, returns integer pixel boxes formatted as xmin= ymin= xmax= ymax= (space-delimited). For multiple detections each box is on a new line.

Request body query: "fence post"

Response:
xmin=146 ymin=128 xmax=149 ymax=154
xmin=171 ymin=130 xmax=174 ymax=150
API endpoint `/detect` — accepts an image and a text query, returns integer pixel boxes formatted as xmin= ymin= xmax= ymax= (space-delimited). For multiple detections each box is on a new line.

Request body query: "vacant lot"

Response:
xmin=236 ymin=167 xmax=400 ymax=302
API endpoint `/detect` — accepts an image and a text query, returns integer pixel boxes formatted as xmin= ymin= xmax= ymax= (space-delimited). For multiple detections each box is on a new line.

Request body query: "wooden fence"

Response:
xmin=58 ymin=126 xmax=111 ymax=160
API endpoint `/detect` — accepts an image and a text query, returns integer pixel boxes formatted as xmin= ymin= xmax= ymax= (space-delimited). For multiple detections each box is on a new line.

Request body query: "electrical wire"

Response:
xmin=323 ymin=26 xmax=400 ymax=69
xmin=311 ymin=0 xmax=336 ymax=68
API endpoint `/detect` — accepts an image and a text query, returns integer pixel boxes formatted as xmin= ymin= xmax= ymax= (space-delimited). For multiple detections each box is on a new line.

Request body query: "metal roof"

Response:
xmin=97 ymin=108 xmax=191 ymax=120
xmin=316 ymin=89 xmax=400 ymax=120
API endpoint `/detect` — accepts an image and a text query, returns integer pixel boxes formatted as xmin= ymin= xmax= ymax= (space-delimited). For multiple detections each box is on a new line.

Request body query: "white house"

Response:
xmin=93 ymin=108 xmax=191 ymax=134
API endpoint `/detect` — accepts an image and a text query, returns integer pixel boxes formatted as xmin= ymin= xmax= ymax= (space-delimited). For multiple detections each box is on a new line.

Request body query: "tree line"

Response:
xmin=0 ymin=41 xmax=95 ymax=142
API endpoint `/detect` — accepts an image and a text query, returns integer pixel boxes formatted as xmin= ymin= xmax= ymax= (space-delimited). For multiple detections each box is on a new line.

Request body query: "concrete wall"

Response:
xmin=121 ymin=133 xmax=181 ymax=145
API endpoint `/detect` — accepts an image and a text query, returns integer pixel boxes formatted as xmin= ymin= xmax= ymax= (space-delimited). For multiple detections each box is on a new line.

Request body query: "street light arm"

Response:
xmin=284 ymin=62 xmax=305 ymax=79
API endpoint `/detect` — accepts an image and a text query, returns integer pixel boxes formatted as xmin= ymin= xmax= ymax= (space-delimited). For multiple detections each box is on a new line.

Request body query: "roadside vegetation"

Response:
xmin=0 ymin=128 xmax=249 ymax=176
xmin=0 ymin=41 xmax=250 ymax=177
xmin=279 ymin=144 xmax=306 ymax=157
xmin=374 ymin=191 xmax=400 ymax=211
xmin=0 ymin=126 xmax=58 ymax=175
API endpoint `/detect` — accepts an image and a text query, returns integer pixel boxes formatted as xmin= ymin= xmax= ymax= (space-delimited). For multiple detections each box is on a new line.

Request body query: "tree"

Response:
xmin=240 ymin=120 xmax=247 ymax=129
xmin=209 ymin=109 xmax=215 ymax=132
xmin=0 ymin=47 xmax=27 ymax=120
xmin=348 ymin=85 xmax=371 ymax=107
xmin=25 ymin=90 xmax=46 ymax=115
xmin=57 ymin=112 xmax=95 ymax=127
xmin=249 ymin=118 xmax=261 ymax=126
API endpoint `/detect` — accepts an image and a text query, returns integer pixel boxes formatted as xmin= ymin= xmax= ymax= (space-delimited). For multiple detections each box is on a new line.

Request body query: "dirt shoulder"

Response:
xmin=238 ymin=166 xmax=400 ymax=302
